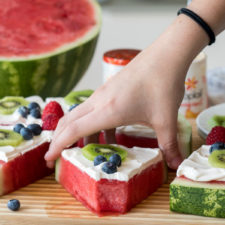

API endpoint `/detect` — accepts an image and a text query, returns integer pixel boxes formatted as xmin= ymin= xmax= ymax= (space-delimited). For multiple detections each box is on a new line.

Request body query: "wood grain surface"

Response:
xmin=1 ymin=120 xmax=224 ymax=225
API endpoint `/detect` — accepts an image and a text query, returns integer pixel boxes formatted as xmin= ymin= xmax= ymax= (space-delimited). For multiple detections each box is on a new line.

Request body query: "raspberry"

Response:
xmin=42 ymin=101 xmax=64 ymax=120
xmin=42 ymin=114 xmax=60 ymax=130
xmin=206 ymin=126 xmax=225 ymax=145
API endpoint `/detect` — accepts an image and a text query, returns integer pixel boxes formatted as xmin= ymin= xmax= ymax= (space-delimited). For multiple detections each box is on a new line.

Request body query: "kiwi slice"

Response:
xmin=0 ymin=96 xmax=29 ymax=115
xmin=208 ymin=149 xmax=225 ymax=168
xmin=208 ymin=115 xmax=225 ymax=129
xmin=0 ymin=129 xmax=23 ymax=147
xmin=64 ymin=90 xmax=94 ymax=106
xmin=82 ymin=144 xmax=127 ymax=162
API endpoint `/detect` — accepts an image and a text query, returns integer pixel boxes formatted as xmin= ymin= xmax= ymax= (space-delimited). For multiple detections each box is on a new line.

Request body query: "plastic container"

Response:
xmin=102 ymin=49 xmax=140 ymax=83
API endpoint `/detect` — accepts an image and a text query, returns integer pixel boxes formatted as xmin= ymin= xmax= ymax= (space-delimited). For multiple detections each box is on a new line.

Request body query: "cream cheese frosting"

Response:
xmin=116 ymin=125 xmax=156 ymax=138
xmin=0 ymin=96 xmax=44 ymax=125
xmin=177 ymin=145 xmax=225 ymax=182
xmin=0 ymin=126 xmax=53 ymax=162
xmin=62 ymin=146 xmax=163 ymax=182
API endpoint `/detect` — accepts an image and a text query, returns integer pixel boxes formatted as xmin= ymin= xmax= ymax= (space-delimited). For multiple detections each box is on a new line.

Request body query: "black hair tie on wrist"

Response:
xmin=177 ymin=8 xmax=215 ymax=45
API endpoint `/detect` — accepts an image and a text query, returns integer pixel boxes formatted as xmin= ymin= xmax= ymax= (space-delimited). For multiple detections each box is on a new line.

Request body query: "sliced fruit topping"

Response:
xmin=28 ymin=102 xmax=41 ymax=111
xmin=109 ymin=154 xmax=122 ymax=167
xmin=209 ymin=142 xmax=225 ymax=154
xmin=208 ymin=150 xmax=225 ymax=168
xmin=94 ymin=155 xmax=107 ymax=166
xmin=0 ymin=129 xmax=23 ymax=147
xmin=13 ymin=123 xmax=25 ymax=134
xmin=42 ymin=114 xmax=60 ymax=130
xmin=102 ymin=162 xmax=117 ymax=174
xmin=27 ymin=124 xmax=42 ymax=136
xmin=20 ymin=127 xmax=33 ymax=140
xmin=7 ymin=199 xmax=20 ymax=211
xmin=206 ymin=126 xmax=225 ymax=145
xmin=82 ymin=144 xmax=127 ymax=162
xmin=18 ymin=106 xmax=29 ymax=118
xmin=0 ymin=96 xmax=29 ymax=115
xmin=208 ymin=115 xmax=225 ymax=129
xmin=42 ymin=101 xmax=64 ymax=120
xmin=69 ymin=104 xmax=79 ymax=112
xmin=64 ymin=90 xmax=94 ymax=106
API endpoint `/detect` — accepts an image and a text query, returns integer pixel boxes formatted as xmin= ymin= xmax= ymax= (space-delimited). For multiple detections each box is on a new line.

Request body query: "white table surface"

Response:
xmin=75 ymin=0 xmax=225 ymax=91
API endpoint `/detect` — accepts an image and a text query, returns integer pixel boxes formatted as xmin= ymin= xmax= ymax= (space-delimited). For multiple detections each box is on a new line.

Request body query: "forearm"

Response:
xmin=139 ymin=0 xmax=225 ymax=84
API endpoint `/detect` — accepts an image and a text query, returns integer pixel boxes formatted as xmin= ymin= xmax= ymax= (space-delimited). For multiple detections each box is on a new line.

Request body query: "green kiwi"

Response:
xmin=64 ymin=90 xmax=94 ymax=106
xmin=82 ymin=144 xmax=127 ymax=161
xmin=0 ymin=129 xmax=23 ymax=147
xmin=208 ymin=115 xmax=225 ymax=129
xmin=0 ymin=96 xmax=29 ymax=115
xmin=208 ymin=149 xmax=225 ymax=168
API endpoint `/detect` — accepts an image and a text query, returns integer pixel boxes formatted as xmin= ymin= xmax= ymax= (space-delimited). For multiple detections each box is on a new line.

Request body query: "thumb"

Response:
xmin=153 ymin=115 xmax=182 ymax=170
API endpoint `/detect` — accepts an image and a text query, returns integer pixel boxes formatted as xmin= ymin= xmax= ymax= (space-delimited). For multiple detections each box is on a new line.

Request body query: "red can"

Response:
xmin=102 ymin=49 xmax=140 ymax=83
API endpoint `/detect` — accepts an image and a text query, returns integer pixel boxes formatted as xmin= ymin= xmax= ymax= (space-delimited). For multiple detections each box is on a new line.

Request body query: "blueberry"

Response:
xmin=102 ymin=162 xmax=117 ymax=174
xmin=109 ymin=154 xmax=122 ymax=167
xmin=30 ymin=108 xmax=41 ymax=118
xmin=28 ymin=102 xmax=41 ymax=111
xmin=210 ymin=142 xmax=225 ymax=154
xmin=27 ymin=124 xmax=42 ymax=136
xmin=69 ymin=104 xmax=79 ymax=112
xmin=20 ymin=127 xmax=33 ymax=140
xmin=13 ymin=123 xmax=25 ymax=133
xmin=18 ymin=106 xmax=29 ymax=118
xmin=94 ymin=155 xmax=107 ymax=166
xmin=7 ymin=199 xmax=20 ymax=211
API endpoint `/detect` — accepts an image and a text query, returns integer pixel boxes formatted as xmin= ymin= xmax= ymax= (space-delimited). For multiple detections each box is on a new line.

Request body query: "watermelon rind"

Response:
xmin=177 ymin=114 xmax=192 ymax=159
xmin=0 ymin=165 xmax=3 ymax=195
xmin=170 ymin=177 xmax=225 ymax=218
xmin=55 ymin=158 xmax=61 ymax=183
xmin=0 ymin=0 xmax=101 ymax=98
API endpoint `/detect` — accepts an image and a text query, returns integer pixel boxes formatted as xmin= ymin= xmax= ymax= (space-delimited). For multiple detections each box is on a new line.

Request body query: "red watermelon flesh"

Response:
xmin=0 ymin=142 xmax=53 ymax=195
xmin=99 ymin=131 xmax=158 ymax=148
xmin=57 ymin=155 xmax=165 ymax=215
xmin=0 ymin=0 xmax=96 ymax=57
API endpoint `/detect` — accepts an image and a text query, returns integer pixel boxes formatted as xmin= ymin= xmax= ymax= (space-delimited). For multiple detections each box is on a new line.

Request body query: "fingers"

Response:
xmin=153 ymin=114 xmax=182 ymax=170
xmin=45 ymin=103 xmax=121 ymax=163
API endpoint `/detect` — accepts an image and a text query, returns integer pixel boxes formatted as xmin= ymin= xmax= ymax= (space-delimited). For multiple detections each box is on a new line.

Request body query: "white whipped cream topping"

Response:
xmin=45 ymin=97 xmax=70 ymax=114
xmin=177 ymin=145 xmax=225 ymax=182
xmin=0 ymin=126 xmax=53 ymax=162
xmin=116 ymin=124 xmax=156 ymax=138
xmin=0 ymin=96 xmax=44 ymax=125
xmin=62 ymin=146 xmax=163 ymax=182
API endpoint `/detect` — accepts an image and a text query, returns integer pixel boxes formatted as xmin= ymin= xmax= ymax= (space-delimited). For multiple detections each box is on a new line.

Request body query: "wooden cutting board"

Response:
xmin=0 ymin=120 xmax=224 ymax=225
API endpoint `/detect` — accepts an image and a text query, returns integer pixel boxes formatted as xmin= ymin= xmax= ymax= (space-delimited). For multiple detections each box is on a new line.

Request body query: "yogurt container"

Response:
xmin=102 ymin=49 xmax=140 ymax=83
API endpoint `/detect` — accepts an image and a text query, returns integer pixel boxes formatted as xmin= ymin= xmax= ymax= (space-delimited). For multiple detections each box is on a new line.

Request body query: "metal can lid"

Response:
xmin=103 ymin=49 xmax=141 ymax=66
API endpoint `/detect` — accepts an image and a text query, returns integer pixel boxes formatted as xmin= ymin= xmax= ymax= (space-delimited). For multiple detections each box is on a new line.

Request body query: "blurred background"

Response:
xmin=75 ymin=0 xmax=225 ymax=92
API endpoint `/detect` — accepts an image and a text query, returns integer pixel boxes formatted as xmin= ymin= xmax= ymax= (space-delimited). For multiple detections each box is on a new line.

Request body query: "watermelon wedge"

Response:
xmin=170 ymin=145 xmax=225 ymax=218
xmin=109 ymin=114 xmax=192 ymax=159
xmin=56 ymin=146 xmax=166 ymax=215
xmin=0 ymin=0 xmax=101 ymax=98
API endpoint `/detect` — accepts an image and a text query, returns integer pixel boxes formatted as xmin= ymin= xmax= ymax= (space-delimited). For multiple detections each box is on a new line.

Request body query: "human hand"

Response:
xmin=45 ymin=43 xmax=190 ymax=169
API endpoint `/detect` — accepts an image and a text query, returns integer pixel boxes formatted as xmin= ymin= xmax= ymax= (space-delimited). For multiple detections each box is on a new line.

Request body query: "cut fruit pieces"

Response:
xmin=82 ymin=144 xmax=127 ymax=161
xmin=0 ymin=97 xmax=29 ymax=115
xmin=0 ymin=129 xmax=23 ymax=147
xmin=64 ymin=90 xmax=94 ymax=106
xmin=208 ymin=149 xmax=225 ymax=168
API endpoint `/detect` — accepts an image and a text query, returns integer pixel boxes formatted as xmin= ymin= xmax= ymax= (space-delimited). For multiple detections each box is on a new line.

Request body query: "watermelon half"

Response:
xmin=0 ymin=0 xmax=101 ymax=98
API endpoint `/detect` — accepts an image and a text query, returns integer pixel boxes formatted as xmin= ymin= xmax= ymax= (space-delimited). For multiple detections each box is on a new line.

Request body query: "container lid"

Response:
xmin=103 ymin=49 xmax=140 ymax=66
